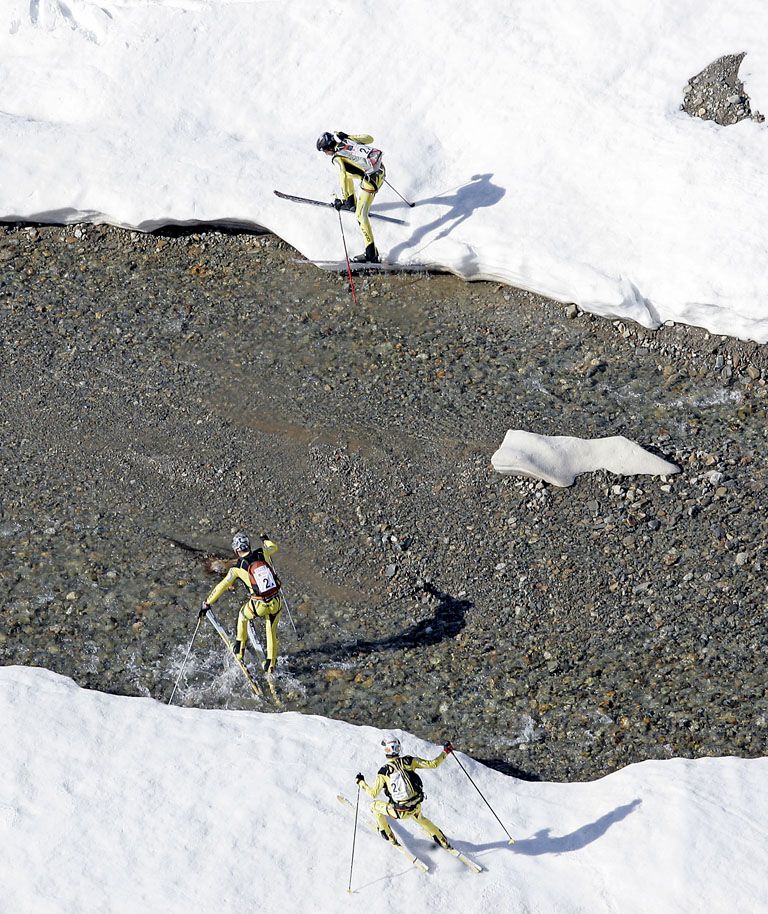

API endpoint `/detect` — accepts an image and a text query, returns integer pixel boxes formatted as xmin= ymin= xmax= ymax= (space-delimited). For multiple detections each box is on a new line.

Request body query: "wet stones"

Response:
xmin=1 ymin=223 xmax=767 ymax=781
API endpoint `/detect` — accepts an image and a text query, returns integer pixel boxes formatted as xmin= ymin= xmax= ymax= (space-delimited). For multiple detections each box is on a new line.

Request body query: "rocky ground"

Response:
xmin=1 ymin=221 xmax=766 ymax=782
xmin=682 ymin=52 xmax=764 ymax=125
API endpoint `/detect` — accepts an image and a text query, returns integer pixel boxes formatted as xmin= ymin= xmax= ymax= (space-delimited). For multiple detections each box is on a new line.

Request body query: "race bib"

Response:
xmin=338 ymin=141 xmax=383 ymax=175
xmin=253 ymin=566 xmax=276 ymax=592
xmin=389 ymin=771 xmax=411 ymax=803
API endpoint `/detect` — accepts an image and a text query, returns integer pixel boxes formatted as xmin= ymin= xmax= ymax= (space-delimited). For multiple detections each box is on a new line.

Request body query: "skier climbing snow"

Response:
xmin=356 ymin=735 xmax=456 ymax=849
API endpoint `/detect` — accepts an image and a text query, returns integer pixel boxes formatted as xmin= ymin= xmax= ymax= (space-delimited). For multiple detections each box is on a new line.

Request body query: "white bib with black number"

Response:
xmin=252 ymin=565 xmax=276 ymax=594
xmin=388 ymin=770 xmax=412 ymax=803
xmin=336 ymin=140 xmax=383 ymax=175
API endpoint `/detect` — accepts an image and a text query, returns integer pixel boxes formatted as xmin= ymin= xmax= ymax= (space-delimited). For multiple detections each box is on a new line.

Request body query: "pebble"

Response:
xmin=1 ymin=221 xmax=766 ymax=782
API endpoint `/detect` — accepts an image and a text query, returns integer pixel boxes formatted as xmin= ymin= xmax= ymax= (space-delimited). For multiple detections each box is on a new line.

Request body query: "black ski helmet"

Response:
xmin=316 ymin=131 xmax=336 ymax=152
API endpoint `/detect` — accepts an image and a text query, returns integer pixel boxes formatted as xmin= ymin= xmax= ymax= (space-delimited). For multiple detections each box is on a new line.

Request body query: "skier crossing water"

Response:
xmin=356 ymin=735 xmax=456 ymax=851
xmin=199 ymin=532 xmax=282 ymax=674
xmin=316 ymin=130 xmax=386 ymax=264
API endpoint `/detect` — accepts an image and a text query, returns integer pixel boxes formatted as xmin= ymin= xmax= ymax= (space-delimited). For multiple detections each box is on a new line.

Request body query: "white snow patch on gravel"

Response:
xmin=492 ymin=430 xmax=680 ymax=486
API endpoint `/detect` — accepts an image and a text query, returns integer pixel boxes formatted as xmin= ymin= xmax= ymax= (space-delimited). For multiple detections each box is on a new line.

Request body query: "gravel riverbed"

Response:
xmin=1 ymin=221 xmax=766 ymax=781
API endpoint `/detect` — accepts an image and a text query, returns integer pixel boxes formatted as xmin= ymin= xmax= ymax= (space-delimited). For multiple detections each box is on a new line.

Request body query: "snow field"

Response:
xmin=1 ymin=667 xmax=766 ymax=913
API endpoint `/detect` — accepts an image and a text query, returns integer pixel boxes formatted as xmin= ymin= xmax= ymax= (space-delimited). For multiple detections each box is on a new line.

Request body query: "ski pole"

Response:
xmin=449 ymin=750 xmax=515 ymax=844
xmin=262 ymin=534 xmax=298 ymax=638
xmin=384 ymin=178 xmax=415 ymax=208
xmin=280 ymin=592 xmax=298 ymax=638
xmin=347 ymin=785 xmax=361 ymax=894
xmin=337 ymin=209 xmax=358 ymax=306
xmin=167 ymin=615 xmax=203 ymax=706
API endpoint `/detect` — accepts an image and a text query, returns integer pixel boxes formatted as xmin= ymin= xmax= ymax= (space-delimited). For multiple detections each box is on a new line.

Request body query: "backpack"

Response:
xmin=382 ymin=758 xmax=424 ymax=808
xmin=247 ymin=559 xmax=281 ymax=601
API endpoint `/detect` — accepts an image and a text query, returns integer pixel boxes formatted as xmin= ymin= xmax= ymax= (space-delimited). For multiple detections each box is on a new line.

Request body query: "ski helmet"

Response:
xmin=381 ymin=735 xmax=402 ymax=757
xmin=231 ymin=532 xmax=251 ymax=553
xmin=316 ymin=131 xmax=336 ymax=152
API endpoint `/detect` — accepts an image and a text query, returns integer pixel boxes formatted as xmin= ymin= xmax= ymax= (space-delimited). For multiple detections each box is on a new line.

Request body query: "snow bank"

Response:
xmin=1 ymin=666 xmax=766 ymax=913
xmin=2 ymin=1 xmax=768 ymax=340
xmin=491 ymin=430 xmax=680 ymax=486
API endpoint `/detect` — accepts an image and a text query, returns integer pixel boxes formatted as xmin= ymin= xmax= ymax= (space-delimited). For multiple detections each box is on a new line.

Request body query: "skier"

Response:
xmin=316 ymin=130 xmax=386 ymax=264
xmin=199 ymin=532 xmax=282 ymax=673
xmin=355 ymin=735 xmax=456 ymax=849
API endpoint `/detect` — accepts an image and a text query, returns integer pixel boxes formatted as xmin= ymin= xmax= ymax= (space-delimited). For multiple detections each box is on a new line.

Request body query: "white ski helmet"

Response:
xmin=231 ymin=532 xmax=251 ymax=553
xmin=381 ymin=735 xmax=402 ymax=757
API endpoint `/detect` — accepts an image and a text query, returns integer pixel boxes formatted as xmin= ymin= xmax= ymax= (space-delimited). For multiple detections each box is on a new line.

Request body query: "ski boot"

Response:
xmin=433 ymin=834 xmax=454 ymax=850
xmin=263 ymin=658 xmax=276 ymax=674
xmin=232 ymin=640 xmax=245 ymax=661
xmin=352 ymin=243 xmax=380 ymax=264
xmin=380 ymin=829 xmax=401 ymax=847
xmin=334 ymin=194 xmax=355 ymax=212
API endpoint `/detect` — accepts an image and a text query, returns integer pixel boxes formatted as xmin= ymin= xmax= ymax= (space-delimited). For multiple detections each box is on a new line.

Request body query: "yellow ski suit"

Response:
xmin=358 ymin=751 xmax=451 ymax=847
xmin=205 ymin=539 xmax=281 ymax=669
xmin=332 ymin=133 xmax=386 ymax=249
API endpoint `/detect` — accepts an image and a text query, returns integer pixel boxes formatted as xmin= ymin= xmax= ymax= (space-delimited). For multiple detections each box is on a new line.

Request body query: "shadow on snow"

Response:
xmin=470 ymin=798 xmax=642 ymax=856
xmin=386 ymin=173 xmax=506 ymax=261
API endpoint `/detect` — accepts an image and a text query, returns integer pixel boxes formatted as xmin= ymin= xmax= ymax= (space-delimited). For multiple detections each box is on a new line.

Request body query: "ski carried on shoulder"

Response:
xmin=337 ymin=794 xmax=429 ymax=874
xmin=274 ymin=190 xmax=407 ymax=226
xmin=204 ymin=609 xmax=267 ymax=703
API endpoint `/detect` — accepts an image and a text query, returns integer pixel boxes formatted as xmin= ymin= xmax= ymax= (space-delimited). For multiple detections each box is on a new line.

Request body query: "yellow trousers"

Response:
xmin=237 ymin=596 xmax=281 ymax=665
xmin=371 ymin=800 xmax=448 ymax=846
xmin=338 ymin=167 xmax=385 ymax=248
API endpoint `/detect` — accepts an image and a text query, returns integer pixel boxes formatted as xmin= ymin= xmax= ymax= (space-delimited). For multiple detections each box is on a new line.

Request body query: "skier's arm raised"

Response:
xmin=405 ymin=748 xmax=450 ymax=771
xmin=205 ymin=566 xmax=249 ymax=605
xmin=261 ymin=538 xmax=278 ymax=561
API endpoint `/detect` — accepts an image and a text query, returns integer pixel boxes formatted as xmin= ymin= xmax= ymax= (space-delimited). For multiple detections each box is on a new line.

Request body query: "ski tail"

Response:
xmin=434 ymin=842 xmax=483 ymax=873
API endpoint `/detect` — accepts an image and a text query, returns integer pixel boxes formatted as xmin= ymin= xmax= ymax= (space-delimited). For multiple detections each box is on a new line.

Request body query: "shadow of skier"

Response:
xmin=478 ymin=798 xmax=643 ymax=856
xmin=388 ymin=173 xmax=505 ymax=260
xmin=290 ymin=585 xmax=471 ymax=671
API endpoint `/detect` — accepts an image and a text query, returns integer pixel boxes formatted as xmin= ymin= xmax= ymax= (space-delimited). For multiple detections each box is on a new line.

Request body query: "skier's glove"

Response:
xmin=198 ymin=602 xmax=210 ymax=620
xmin=355 ymin=773 xmax=365 ymax=785
xmin=260 ymin=532 xmax=270 ymax=542
xmin=443 ymin=742 xmax=454 ymax=755
xmin=337 ymin=131 xmax=349 ymax=140
xmin=333 ymin=198 xmax=344 ymax=210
